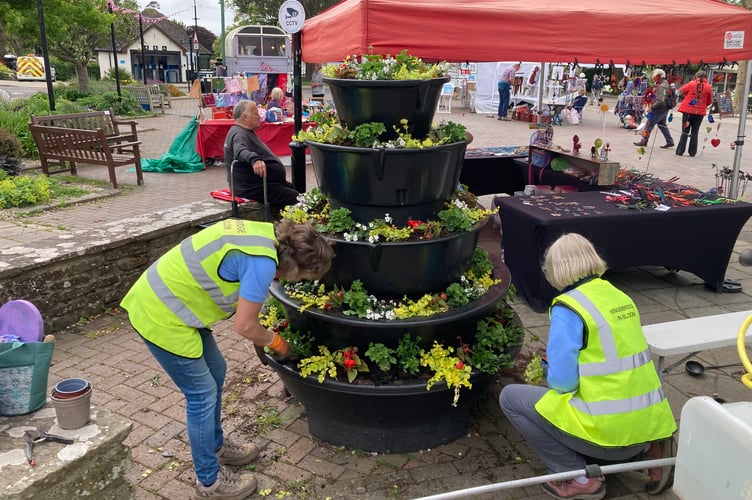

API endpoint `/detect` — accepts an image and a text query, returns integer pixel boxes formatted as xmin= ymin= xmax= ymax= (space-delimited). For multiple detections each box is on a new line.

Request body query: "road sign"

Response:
xmin=279 ymin=0 xmax=305 ymax=34
xmin=193 ymin=34 xmax=199 ymax=50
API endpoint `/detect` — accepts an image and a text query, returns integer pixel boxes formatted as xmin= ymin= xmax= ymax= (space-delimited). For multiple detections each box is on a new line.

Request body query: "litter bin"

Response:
xmin=200 ymin=78 xmax=212 ymax=93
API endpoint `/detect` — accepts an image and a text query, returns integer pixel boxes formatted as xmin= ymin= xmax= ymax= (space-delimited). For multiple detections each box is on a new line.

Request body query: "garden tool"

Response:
xmin=24 ymin=429 xmax=74 ymax=467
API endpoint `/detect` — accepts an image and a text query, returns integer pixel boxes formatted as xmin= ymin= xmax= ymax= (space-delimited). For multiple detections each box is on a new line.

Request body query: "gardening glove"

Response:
xmin=266 ymin=332 xmax=290 ymax=357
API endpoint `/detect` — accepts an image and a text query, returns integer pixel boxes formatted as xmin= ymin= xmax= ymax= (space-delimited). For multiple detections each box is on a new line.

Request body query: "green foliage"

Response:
xmin=349 ymin=122 xmax=386 ymax=147
xmin=323 ymin=50 xmax=450 ymax=80
xmin=0 ymin=171 xmax=52 ymax=208
xmin=298 ymin=345 xmax=338 ymax=383
xmin=294 ymin=119 xmax=467 ymax=149
xmin=0 ymin=63 xmax=14 ymax=80
xmin=365 ymin=342 xmax=397 ymax=372
xmin=326 ymin=207 xmax=355 ymax=233
xmin=444 ymin=282 xmax=470 ymax=307
xmin=466 ymin=306 xmax=524 ymax=373
xmin=75 ymin=91 xmax=143 ymax=116
xmin=395 ymin=335 xmax=421 ymax=376
xmin=524 ymin=353 xmax=545 ymax=385
xmin=342 ymin=280 xmax=370 ymax=317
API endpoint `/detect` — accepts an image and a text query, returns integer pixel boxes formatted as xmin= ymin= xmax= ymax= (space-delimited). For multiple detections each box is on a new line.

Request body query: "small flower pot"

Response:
xmin=324 ymin=76 xmax=449 ymax=140
xmin=308 ymin=138 xmax=470 ymax=225
xmin=52 ymin=378 xmax=90 ymax=399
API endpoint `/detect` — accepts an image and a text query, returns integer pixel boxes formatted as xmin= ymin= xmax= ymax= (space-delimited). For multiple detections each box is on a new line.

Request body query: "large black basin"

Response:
xmin=324 ymin=76 xmax=449 ymax=140
xmin=308 ymin=139 xmax=470 ymax=225
xmin=269 ymin=261 xmax=511 ymax=353
xmin=264 ymin=353 xmax=493 ymax=453
xmin=321 ymin=217 xmax=489 ymax=295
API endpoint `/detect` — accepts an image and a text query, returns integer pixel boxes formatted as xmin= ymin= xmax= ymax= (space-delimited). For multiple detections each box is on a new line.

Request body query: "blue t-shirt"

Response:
xmin=546 ymin=304 xmax=584 ymax=393
xmin=218 ymin=250 xmax=276 ymax=304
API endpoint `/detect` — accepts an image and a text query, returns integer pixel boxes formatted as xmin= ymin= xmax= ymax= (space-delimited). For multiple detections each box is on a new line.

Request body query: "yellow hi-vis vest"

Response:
xmin=535 ymin=278 xmax=676 ymax=447
xmin=121 ymin=220 xmax=278 ymax=358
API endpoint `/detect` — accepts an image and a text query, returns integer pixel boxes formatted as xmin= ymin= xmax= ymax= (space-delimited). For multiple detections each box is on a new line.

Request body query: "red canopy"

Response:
xmin=302 ymin=0 xmax=752 ymax=64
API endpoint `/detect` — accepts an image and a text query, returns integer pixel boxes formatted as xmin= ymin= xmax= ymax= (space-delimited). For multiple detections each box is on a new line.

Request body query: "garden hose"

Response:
xmin=737 ymin=314 xmax=752 ymax=389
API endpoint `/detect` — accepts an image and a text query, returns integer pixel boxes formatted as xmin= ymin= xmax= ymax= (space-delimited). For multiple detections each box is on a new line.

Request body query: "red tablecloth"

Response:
xmin=196 ymin=119 xmax=313 ymax=161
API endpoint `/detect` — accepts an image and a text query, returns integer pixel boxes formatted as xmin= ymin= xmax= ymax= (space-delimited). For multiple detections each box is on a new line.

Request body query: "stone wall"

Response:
xmin=0 ymin=200 xmax=252 ymax=332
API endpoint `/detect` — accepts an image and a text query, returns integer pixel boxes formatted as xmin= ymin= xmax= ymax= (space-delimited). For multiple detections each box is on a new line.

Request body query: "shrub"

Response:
xmin=76 ymin=91 xmax=143 ymax=116
xmin=0 ymin=63 xmax=13 ymax=80
xmin=167 ymin=84 xmax=184 ymax=97
xmin=0 ymin=128 xmax=24 ymax=159
xmin=103 ymin=67 xmax=134 ymax=83
xmin=0 ymin=170 xmax=52 ymax=208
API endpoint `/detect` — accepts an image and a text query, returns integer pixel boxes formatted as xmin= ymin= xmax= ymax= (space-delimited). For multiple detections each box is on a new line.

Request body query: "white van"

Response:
xmin=16 ymin=55 xmax=55 ymax=82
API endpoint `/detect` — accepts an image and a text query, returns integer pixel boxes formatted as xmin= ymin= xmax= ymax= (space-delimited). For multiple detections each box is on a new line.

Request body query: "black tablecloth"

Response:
xmin=497 ymin=191 xmax=752 ymax=312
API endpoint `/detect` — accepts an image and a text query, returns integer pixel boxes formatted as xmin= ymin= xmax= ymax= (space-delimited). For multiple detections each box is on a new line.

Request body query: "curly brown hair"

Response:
xmin=275 ymin=219 xmax=334 ymax=281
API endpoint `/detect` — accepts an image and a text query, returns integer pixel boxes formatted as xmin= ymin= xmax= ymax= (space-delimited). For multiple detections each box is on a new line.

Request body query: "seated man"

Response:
xmin=571 ymin=88 xmax=588 ymax=116
xmin=223 ymin=100 xmax=300 ymax=207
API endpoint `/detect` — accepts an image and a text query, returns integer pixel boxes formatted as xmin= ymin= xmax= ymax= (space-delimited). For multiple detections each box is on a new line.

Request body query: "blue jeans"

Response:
xmin=142 ymin=329 xmax=227 ymax=486
xmin=498 ymin=81 xmax=511 ymax=117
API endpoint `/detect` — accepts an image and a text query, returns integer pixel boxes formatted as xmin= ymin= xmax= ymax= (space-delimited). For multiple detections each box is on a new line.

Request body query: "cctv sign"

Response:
xmin=279 ymin=0 xmax=305 ymax=34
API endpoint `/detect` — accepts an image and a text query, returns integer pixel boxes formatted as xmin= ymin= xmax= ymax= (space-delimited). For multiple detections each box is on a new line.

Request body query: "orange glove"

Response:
xmin=267 ymin=332 xmax=290 ymax=357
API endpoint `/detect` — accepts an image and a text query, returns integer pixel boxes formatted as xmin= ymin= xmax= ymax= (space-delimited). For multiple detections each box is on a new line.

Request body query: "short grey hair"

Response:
xmin=233 ymin=100 xmax=255 ymax=120
xmin=653 ymin=68 xmax=666 ymax=78
xmin=543 ymin=233 xmax=607 ymax=290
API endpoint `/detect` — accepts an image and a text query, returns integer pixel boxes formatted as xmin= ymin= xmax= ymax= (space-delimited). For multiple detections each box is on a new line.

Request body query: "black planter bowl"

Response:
xmin=321 ymin=216 xmax=489 ymax=295
xmin=323 ymin=76 xmax=449 ymax=140
xmin=264 ymin=353 xmax=493 ymax=453
xmin=308 ymin=139 xmax=470 ymax=225
xmin=269 ymin=259 xmax=512 ymax=353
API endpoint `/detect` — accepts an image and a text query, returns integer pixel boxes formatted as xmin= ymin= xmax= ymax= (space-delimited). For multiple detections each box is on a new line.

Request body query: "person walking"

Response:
xmin=591 ymin=74 xmax=603 ymax=104
xmin=634 ymin=69 xmax=674 ymax=149
xmin=499 ymin=233 xmax=676 ymax=500
xmin=310 ymin=63 xmax=325 ymax=101
xmin=224 ymin=100 xmax=300 ymax=207
xmin=121 ymin=218 xmax=334 ymax=500
xmin=497 ymin=62 xmax=520 ymax=120
xmin=675 ymin=70 xmax=713 ymax=157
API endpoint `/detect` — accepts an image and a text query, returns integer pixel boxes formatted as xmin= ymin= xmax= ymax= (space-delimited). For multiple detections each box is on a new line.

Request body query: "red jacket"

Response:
xmin=677 ymin=78 xmax=713 ymax=116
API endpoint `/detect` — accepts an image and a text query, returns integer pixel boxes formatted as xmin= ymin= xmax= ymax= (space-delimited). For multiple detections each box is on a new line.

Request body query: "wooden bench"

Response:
xmin=155 ymin=83 xmax=172 ymax=109
xmin=120 ymin=85 xmax=164 ymax=113
xmin=643 ymin=310 xmax=752 ymax=378
xmin=30 ymin=108 xmax=138 ymax=146
xmin=29 ymin=124 xmax=143 ymax=188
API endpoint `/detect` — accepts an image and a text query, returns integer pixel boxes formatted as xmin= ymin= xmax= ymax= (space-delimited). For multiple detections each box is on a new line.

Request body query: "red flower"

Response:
xmin=440 ymin=293 xmax=447 ymax=301
xmin=455 ymin=361 xmax=465 ymax=370
xmin=344 ymin=359 xmax=356 ymax=369
xmin=406 ymin=219 xmax=422 ymax=229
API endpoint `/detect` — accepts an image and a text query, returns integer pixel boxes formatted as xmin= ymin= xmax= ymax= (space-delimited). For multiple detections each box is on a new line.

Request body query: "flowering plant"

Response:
xmin=322 ymin=49 xmax=449 ymax=80
xmin=293 ymin=116 xmax=468 ymax=149
xmin=262 ymin=301 xmax=523 ymax=405
xmin=282 ymin=188 xmax=491 ymax=244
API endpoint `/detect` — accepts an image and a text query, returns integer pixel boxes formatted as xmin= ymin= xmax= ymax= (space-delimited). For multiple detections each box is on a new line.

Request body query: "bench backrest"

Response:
xmin=30 ymin=125 xmax=113 ymax=162
xmin=30 ymin=108 xmax=120 ymax=138
xmin=122 ymin=85 xmax=162 ymax=111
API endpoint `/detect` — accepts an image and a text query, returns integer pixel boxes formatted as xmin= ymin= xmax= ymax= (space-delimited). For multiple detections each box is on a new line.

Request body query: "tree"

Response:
xmin=1 ymin=0 xmax=115 ymax=92
xmin=229 ymin=0 xmax=338 ymax=24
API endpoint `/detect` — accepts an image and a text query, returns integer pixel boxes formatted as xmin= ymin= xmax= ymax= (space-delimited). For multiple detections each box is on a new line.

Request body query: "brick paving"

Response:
xmin=7 ymin=95 xmax=752 ymax=499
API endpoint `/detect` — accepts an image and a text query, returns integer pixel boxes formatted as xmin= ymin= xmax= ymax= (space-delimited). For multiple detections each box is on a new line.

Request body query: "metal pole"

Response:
xmin=194 ymin=0 xmax=199 ymax=74
xmin=36 ymin=0 xmax=55 ymax=111
xmin=108 ymin=2 xmax=121 ymax=100
xmin=289 ymin=31 xmax=306 ymax=192
xmin=414 ymin=458 xmax=676 ymax=500
xmin=138 ymin=14 xmax=148 ymax=85
xmin=729 ymin=59 xmax=751 ymax=199
xmin=220 ymin=0 xmax=226 ymax=62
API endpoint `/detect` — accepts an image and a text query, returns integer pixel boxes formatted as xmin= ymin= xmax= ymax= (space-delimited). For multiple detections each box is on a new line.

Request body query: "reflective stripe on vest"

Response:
xmin=535 ymin=278 xmax=676 ymax=446
xmin=121 ymin=220 xmax=278 ymax=358
xmin=145 ymin=233 xmax=277 ymax=326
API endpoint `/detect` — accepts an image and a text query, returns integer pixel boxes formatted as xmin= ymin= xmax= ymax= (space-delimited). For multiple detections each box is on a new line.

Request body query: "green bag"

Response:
xmin=0 ymin=341 xmax=55 ymax=416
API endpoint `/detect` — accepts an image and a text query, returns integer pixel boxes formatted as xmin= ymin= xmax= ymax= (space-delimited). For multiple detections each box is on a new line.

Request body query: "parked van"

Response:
xmin=16 ymin=55 xmax=55 ymax=82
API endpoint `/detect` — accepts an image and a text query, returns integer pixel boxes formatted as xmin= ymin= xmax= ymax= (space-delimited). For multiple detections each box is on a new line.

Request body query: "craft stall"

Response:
xmin=497 ymin=186 xmax=752 ymax=312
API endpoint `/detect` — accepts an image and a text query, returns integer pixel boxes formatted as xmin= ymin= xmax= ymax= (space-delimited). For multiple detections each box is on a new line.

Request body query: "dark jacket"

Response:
xmin=223 ymin=125 xmax=288 ymax=191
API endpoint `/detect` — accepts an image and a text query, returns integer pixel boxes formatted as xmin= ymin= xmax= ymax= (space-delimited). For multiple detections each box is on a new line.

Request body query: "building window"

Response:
xmin=153 ymin=45 xmax=159 ymax=51
xmin=162 ymin=46 xmax=167 ymax=51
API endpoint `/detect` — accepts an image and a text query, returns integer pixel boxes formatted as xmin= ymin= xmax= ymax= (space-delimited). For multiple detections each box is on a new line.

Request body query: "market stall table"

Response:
xmin=460 ymin=146 xmax=528 ymax=195
xmin=496 ymin=191 xmax=752 ymax=312
xmin=196 ymin=119 xmax=314 ymax=162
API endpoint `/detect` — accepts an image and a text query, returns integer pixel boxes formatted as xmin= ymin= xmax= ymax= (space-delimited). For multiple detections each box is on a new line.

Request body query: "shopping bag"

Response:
xmin=0 ymin=341 xmax=55 ymax=416
xmin=246 ymin=75 xmax=260 ymax=93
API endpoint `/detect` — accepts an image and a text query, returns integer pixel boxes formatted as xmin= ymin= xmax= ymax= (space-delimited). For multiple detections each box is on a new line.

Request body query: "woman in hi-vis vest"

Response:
xmin=500 ymin=233 xmax=676 ymax=500
xmin=121 ymin=219 xmax=333 ymax=500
